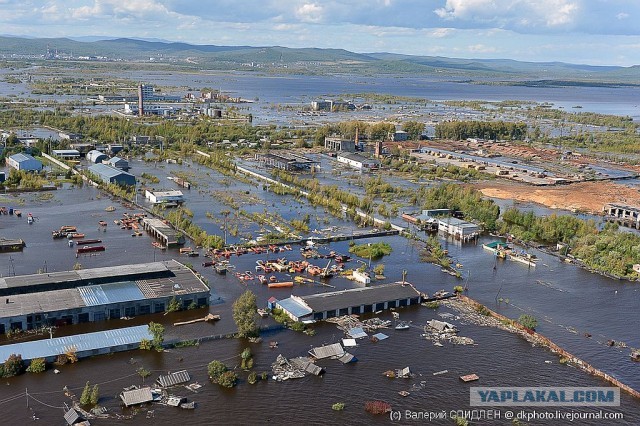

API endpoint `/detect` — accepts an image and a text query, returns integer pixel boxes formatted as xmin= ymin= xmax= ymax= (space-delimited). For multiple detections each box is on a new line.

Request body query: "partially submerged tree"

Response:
xmin=233 ymin=290 xmax=258 ymax=338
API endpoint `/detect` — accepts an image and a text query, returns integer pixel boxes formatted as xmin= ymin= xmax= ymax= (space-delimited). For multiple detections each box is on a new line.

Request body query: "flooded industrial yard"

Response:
xmin=0 ymin=156 xmax=639 ymax=424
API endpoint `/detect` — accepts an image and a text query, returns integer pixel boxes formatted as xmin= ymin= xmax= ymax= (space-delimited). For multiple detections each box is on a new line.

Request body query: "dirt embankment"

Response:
xmin=473 ymin=181 xmax=640 ymax=214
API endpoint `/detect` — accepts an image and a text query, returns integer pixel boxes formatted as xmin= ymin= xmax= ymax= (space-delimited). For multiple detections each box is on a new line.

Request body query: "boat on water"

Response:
xmin=27 ymin=214 xmax=34 ymax=224
xmin=76 ymin=245 xmax=106 ymax=254
xmin=509 ymin=251 xmax=537 ymax=267
xmin=105 ymin=206 xmax=116 ymax=212
xmin=631 ymin=350 xmax=640 ymax=361
xmin=214 ymin=263 xmax=227 ymax=274
xmin=179 ymin=247 xmax=194 ymax=254
xmin=268 ymin=281 xmax=294 ymax=288
xmin=482 ymin=241 xmax=509 ymax=258
xmin=76 ymin=239 xmax=102 ymax=245
xmin=98 ymin=220 xmax=108 ymax=227
xmin=14 ymin=210 xmax=21 ymax=217
xmin=395 ymin=321 xmax=411 ymax=330
xmin=258 ymin=275 xmax=268 ymax=284
xmin=152 ymin=241 xmax=167 ymax=250
xmin=67 ymin=233 xmax=85 ymax=239
xmin=352 ymin=270 xmax=371 ymax=285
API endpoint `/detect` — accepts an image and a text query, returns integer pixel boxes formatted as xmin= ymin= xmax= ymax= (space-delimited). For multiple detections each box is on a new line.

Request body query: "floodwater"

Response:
xmin=0 ymin=167 xmax=639 ymax=424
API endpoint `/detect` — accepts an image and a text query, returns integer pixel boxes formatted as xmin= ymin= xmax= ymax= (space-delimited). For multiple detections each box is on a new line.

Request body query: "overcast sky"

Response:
xmin=1 ymin=0 xmax=639 ymax=66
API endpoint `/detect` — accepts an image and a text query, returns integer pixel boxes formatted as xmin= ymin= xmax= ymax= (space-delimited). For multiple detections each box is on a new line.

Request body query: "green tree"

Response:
xmin=2 ymin=354 xmax=24 ymax=377
xmin=80 ymin=381 xmax=91 ymax=405
xmin=167 ymin=296 xmax=182 ymax=313
xmin=248 ymin=371 xmax=258 ymax=384
xmin=218 ymin=371 xmax=238 ymax=388
xmin=402 ymin=121 xmax=425 ymax=140
xmin=233 ymin=290 xmax=258 ymax=338
xmin=518 ymin=314 xmax=538 ymax=330
xmin=90 ymin=384 xmax=100 ymax=405
xmin=148 ymin=322 xmax=165 ymax=351
xmin=208 ymin=360 xmax=228 ymax=383
xmin=26 ymin=358 xmax=46 ymax=374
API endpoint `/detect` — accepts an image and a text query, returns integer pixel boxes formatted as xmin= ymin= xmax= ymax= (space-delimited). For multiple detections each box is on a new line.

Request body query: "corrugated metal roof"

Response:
xmin=156 ymin=370 xmax=191 ymax=387
xmin=276 ymin=297 xmax=313 ymax=319
xmin=78 ymin=281 xmax=145 ymax=306
xmin=120 ymin=387 xmax=153 ymax=406
xmin=0 ymin=325 xmax=152 ymax=361
xmin=347 ymin=327 xmax=368 ymax=339
xmin=76 ymin=261 xmax=168 ymax=280
xmin=88 ymin=163 xmax=133 ymax=179
xmin=8 ymin=153 xmax=37 ymax=163
xmin=64 ymin=408 xmax=81 ymax=425
xmin=309 ymin=342 xmax=344 ymax=360
xmin=301 ymin=283 xmax=420 ymax=313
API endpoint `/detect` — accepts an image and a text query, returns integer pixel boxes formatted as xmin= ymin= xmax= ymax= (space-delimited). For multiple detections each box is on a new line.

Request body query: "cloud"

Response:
xmin=295 ymin=3 xmax=323 ymax=23
xmin=434 ymin=0 xmax=580 ymax=31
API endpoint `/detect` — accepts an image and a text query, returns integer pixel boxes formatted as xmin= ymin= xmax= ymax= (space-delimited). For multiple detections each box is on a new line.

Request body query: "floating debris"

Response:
xmin=460 ymin=374 xmax=480 ymax=382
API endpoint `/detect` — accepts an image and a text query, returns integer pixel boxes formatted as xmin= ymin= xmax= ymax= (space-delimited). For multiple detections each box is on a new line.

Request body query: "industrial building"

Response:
xmin=69 ymin=143 xmax=95 ymax=156
xmin=0 ymin=260 xmax=209 ymax=334
xmin=437 ymin=217 xmax=480 ymax=241
xmin=142 ymin=218 xmax=185 ymax=247
xmin=52 ymin=149 xmax=80 ymax=160
xmin=336 ymin=152 xmax=380 ymax=170
xmin=86 ymin=149 xmax=108 ymax=164
xmin=324 ymin=136 xmax=355 ymax=152
xmin=0 ymin=325 xmax=152 ymax=364
xmin=145 ymin=189 xmax=185 ymax=205
xmin=106 ymin=156 xmax=130 ymax=171
xmin=6 ymin=153 xmax=42 ymax=171
xmin=604 ymin=203 xmax=640 ymax=229
xmin=254 ymin=152 xmax=319 ymax=171
xmin=88 ymin=163 xmax=136 ymax=186
xmin=275 ymin=282 xmax=422 ymax=322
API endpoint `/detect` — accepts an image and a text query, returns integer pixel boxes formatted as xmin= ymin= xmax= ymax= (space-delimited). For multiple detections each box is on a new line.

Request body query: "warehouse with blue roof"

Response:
xmin=6 ymin=153 xmax=42 ymax=171
xmin=89 ymin=163 xmax=136 ymax=186
xmin=0 ymin=260 xmax=210 ymax=334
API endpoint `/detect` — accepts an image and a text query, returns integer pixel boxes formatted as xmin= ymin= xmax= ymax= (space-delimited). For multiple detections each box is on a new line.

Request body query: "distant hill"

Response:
xmin=0 ymin=35 xmax=638 ymax=83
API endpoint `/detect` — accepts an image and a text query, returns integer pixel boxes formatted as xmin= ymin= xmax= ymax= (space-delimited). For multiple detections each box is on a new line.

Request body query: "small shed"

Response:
xmin=267 ymin=297 xmax=278 ymax=310
xmin=120 ymin=387 xmax=153 ymax=407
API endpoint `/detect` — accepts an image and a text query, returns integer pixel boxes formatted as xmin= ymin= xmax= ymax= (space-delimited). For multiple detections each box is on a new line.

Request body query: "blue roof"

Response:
xmin=9 ymin=153 xmax=37 ymax=163
xmin=78 ymin=281 xmax=145 ymax=306
xmin=0 ymin=325 xmax=151 ymax=361
xmin=107 ymin=156 xmax=126 ymax=164
xmin=276 ymin=297 xmax=313 ymax=319
xmin=88 ymin=163 xmax=133 ymax=179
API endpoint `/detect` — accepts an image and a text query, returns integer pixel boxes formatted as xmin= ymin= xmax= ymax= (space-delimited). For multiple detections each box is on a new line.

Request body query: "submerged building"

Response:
xmin=276 ymin=282 xmax=422 ymax=322
xmin=0 ymin=260 xmax=210 ymax=334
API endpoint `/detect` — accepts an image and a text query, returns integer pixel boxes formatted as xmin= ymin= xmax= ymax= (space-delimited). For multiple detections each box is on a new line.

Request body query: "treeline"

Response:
xmin=435 ymin=120 xmax=527 ymax=141
xmin=498 ymin=208 xmax=597 ymax=243
xmin=416 ymin=183 xmax=500 ymax=231
xmin=524 ymin=107 xmax=635 ymax=129
xmin=498 ymin=207 xmax=640 ymax=279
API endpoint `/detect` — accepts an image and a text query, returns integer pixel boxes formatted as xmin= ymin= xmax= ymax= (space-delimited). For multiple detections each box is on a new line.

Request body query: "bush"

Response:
xmin=424 ymin=301 xmax=439 ymax=309
xmin=26 ymin=358 xmax=46 ymax=374
xmin=332 ymin=402 xmax=345 ymax=411
xmin=475 ymin=305 xmax=491 ymax=316
xmin=453 ymin=285 xmax=464 ymax=294
xmin=218 ymin=370 xmax=238 ymax=388
xmin=248 ymin=371 xmax=258 ymax=384
xmin=518 ymin=314 xmax=538 ymax=330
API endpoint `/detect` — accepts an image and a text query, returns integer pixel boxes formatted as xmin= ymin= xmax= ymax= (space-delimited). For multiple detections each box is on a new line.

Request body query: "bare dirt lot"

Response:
xmin=473 ymin=181 xmax=640 ymax=214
